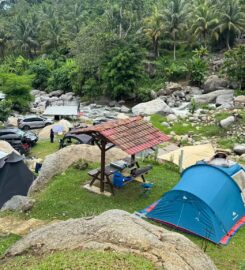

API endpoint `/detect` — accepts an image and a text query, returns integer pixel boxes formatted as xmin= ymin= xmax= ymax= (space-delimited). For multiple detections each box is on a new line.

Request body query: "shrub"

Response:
xmin=48 ymin=59 xmax=77 ymax=92
xmin=0 ymin=73 xmax=33 ymax=112
xmin=0 ymin=99 xmax=12 ymax=122
xmin=222 ymin=45 xmax=245 ymax=90
xmin=164 ymin=62 xmax=188 ymax=81
xmin=102 ymin=44 xmax=144 ymax=100
xmin=29 ymin=59 xmax=52 ymax=90
xmin=188 ymin=56 xmax=208 ymax=86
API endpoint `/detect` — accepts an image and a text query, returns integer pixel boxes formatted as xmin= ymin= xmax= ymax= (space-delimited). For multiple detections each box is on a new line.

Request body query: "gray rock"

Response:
xmin=150 ymin=90 xmax=157 ymax=99
xmin=233 ymin=144 xmax=245 ymax=155
xmin=161 ymin=122 xmax=170 ymax=128
xmin=108 ymin=101 xmax=117 ymax=107
xmin=220 ymin=116 xmax=235 ymax=128
xmin=216 ymin=94 xmax=234 ymax=107
xmin=120 ymin=105 xmax=130 ymax=113
xmin=1 ymin=195 xmax=35 ymax=212
xmin=157 ymin=82 xmax=182 ymax=96
xmin=166 ymin=114 xmax=177 ymax=122
xmin=48 ymin=90 xmax=63 ymax=97
xmin=132 ymin=99 xmax=173 ymax=116
xmin=203 ymin=75 xmax=228 ymax=93
xmin=194 ymin=89 xmax=234 ymax=104
xmin=118 ymin=100 xmax=125 ymax=105
xmin=6 ymin=210 xmax=217 ymax=270
xmin=234 ymin=96 xmax=245 ymax=108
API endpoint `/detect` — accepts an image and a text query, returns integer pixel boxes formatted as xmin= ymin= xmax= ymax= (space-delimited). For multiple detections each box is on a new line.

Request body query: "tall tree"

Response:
xmin=216 ymin=0 xmax=245 ymax=49
xmin=191 ymin=0 xmax=219 ymax=47
xmin=143 ymin=7 xmax=164 ymax=59
xmin=163 ymin=0 xmax=190 ymax=60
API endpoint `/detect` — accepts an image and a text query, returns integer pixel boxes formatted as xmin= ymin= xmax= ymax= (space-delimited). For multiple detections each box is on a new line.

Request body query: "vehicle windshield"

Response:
xmin=16 ymin=129 xmax=25 ymax=136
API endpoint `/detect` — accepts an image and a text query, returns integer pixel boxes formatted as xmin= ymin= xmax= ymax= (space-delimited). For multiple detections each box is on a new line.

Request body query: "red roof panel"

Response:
xmin=71 ymin=116 xmax=170 ymax=155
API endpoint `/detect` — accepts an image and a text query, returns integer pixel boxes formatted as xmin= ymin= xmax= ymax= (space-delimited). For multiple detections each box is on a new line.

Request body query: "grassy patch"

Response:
xmin=0 ymin=235 xmax=21 ymax=257
xmin=26 ymin=161 xmax=180 ymax=220
xmin=214 ymin=112 xmax=231 ymax=122
xmin=29 ymin=140 xmax=60 ymax=160
xmin=150 ymin=114 xmax=196 ymax=135
xmin=151 ymin=114 xmax=222 ymax=138
xmin=1 ymin=250 xmax=156 ymax=270
xmin=217 ymin=137 xmax=238 ymax=149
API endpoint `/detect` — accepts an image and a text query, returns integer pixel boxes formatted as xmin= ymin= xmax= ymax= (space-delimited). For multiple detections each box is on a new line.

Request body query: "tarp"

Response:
xmin=158 ymin=144 xmax=215 ymax=169
xmin=140 ymin=163 xmax=245 ymax=245
xmin=0 ymin=152 xmax=35 ymax=208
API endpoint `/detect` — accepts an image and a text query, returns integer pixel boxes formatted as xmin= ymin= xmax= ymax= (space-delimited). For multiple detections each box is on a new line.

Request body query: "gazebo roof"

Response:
xmin=71 ymin=116 xmax=170 ymax=155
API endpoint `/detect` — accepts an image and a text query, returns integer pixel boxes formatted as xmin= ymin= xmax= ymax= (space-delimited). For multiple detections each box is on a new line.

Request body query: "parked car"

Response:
xmin=18 ymin=115 xmax=53 ymax=130
xmin=59 ymin=133 xmax=93 ymax=149
xmin=0 ymin=128 xmax=38 ymax=148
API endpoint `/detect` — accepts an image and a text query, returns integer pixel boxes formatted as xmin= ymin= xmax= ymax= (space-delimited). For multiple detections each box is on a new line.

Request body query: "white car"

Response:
xmin=18 ymin=116 xmax=54 ymax=130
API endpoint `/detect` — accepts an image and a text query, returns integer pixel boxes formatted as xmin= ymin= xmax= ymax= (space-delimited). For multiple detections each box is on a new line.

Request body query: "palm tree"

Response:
xmin=42 ymin=18 xmax=65 ymax=51
xmin=12 ymin=16 xmax=39 ymax=57
xmin=163 ymin=0 xmax=190 ymax=60
xmin=143 ymin=7 xmax=164 ymax=59
xmin=0 ymin=26 xmax=11 ymax=59
xmin=215 ymin=0 xmax=245 ymax=49
xmin=65 ymin=3 xmax=87 ymax=37
xmin=191 ymin=1 xmax=219 ymax=47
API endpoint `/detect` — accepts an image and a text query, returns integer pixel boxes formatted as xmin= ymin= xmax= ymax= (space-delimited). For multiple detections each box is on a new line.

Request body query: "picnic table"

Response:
xmin=88 ymin=157 xmax=152 ymax=195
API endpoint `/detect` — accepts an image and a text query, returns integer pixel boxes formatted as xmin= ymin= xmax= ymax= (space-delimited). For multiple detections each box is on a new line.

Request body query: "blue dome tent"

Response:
xmin=139 ymin=163 xmax=245 ymax=244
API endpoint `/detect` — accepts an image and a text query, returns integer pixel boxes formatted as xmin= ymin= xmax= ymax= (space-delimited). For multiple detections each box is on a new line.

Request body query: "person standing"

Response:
xmin=50 ymin=128 xmax=54 ymax=143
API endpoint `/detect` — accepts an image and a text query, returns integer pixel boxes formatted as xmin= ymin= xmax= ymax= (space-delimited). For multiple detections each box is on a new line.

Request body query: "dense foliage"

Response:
xmin=0 ymin=73 xmax=33 ymax=112
xmin=0 ymin=0 xmax=244 ymax=103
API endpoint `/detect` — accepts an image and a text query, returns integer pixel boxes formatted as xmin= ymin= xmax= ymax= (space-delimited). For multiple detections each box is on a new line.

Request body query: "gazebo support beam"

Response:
xmin=100 ymin=139 xmax=106 ymax=193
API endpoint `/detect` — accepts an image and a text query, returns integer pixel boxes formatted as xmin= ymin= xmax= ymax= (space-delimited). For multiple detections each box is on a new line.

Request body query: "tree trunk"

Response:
xmin=226 ymin=31 xmax=231 ymax=50
xmin=119 ymin=6 xmax=123 ymax=39
xmin=152 ymin=37 xmax=159 ymax=59
xmin=173 ymin=41 xmax=176 ymax=61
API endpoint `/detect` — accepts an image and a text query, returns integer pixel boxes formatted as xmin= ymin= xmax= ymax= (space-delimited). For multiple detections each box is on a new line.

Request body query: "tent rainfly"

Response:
xmin=139 ymin=163 xmax=245 ymax=245
xmin=0 ymin=151 xmax=35 ymax=208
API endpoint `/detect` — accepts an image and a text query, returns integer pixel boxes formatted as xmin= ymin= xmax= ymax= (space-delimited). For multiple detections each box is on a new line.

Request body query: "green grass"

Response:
xmin=214 ymin=112 xmax=232 ymax=122
xmin=24 ymin=161 xmax=180 ymax=220
xmin=0 ymin=234 xmax=21 ymax=257
xmin=1 ymin=250 xmax=156 ymax=270
xmin=29 ymin=140 xmax=60 ymax=160
xmin=2 ymin=159 xmax=245 ymax=270
xmin=217 ymin=137 xmax=239 ymax=149
xmin=151 ymin=114 xmax=222 ymax=138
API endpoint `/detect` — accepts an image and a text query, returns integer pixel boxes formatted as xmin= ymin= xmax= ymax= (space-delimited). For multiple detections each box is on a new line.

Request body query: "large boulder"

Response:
xmin=48 ymin=90 xmax=63 ymax=97
xmin=1 ymin=196 xmax=35 ymax=212
xmin=28 ymin=145 xmax=129 ymax=195
xmin=220 ymin=116 xmax=235 ymax=128
xmin=157 ymin=82 xmax=182 ymax=96
xmin=38 ymin=119 xmax=73 ymax=139
xmin=6 ymin=210 xmax=217 ymax=270
xmin=0 ymin=140 xmax=19 ymax=155
xmin=233 ymin=144 xmax=245 ymax=155
xmin=203 ymin=75 xmax=228 ymax=93
xmin=194 ymin=89 xmax=234 ymax=104
xmin=234 ymin=95 xmax=245 ymax=108
xmin=216 ymin=93 xmax=234 ymax=107
xmin=132 ymin=98 xmax=173 ymax=116
xmin=6 ymin=116 xmax=18 ymax=127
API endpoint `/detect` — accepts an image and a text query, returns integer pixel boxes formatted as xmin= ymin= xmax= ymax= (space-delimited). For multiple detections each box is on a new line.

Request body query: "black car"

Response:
xmin=0 ymin=128 xmax=38 ymax=147
xmin=59 ymin=133 xmax=93 ymax=149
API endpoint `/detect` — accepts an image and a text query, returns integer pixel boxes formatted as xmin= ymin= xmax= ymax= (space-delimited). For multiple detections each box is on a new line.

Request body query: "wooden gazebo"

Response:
xmin=71 ymin=116 xmax=170 ymax=193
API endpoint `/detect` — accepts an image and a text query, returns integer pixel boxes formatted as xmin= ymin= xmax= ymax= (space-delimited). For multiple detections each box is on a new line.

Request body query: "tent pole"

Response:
xmin=100 ymin=140 xmax=106 ymax=193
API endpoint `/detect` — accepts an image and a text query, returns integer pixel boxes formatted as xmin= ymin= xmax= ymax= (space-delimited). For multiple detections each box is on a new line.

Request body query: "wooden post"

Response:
xmin=179 ymin=149 xmax=184 ymax=173
xmin=100 ymin=140 xmax=106 ymax=193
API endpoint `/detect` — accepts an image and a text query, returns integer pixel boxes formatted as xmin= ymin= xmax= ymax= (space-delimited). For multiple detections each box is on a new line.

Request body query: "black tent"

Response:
xmin=0 ymin=151 xmax=35 ymax=208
